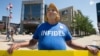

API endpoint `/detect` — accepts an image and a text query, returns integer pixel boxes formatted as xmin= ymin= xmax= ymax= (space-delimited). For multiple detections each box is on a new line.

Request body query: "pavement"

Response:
xmin=0 ymin=34 xmax=100 ymax=50
xmin=0 ymin=34 xmax=37 ymax=50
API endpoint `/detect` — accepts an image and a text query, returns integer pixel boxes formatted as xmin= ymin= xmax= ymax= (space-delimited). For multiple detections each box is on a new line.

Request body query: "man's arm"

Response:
xmin=66 ymin=40 xmax=99 ymax=55
xmin=19 ymin=39 xmax=38 ymax=47
xmin=66 ymin=40 xmax=86 ymax=50
xmin=7 ymin=39 xmax=38 ymax=54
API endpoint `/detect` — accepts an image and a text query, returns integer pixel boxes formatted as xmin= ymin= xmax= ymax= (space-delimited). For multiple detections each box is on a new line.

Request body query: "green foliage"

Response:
xmin=73 ymin=11 xmax=96 ymax=36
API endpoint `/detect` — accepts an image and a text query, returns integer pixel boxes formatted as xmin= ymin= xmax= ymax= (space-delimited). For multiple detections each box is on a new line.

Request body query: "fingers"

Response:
xmin=93 ymin=48 xmax=99 ymax=55
xmin=87 ymin=46 xmax=99 ymax=55
xmin=7 ymin=46 xmax=14 ymax=54
xmin=7 ymin=43 xmax=20 ymax=54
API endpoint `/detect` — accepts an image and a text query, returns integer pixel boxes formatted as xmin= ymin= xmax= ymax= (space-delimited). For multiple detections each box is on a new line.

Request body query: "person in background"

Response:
xmin=7 ymin=3 xmax=99 ymax=55
xmin=6 ymin=28 xmax=11 ymax=41
xmin=10 ymin=29 xmax=14 ymax=42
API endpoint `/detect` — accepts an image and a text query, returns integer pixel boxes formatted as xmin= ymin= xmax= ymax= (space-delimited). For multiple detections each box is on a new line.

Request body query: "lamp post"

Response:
xmin=6 ymin=2 xmax=13 ymax=41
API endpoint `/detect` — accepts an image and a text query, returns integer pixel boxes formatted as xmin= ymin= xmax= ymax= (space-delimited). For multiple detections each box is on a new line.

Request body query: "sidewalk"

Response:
xmin=0 ymin=34 xmax=100 ymax=50
xmin=73 ymin=35 xmax=100 ymax=46
xmin=0 ymin=35 xmax=37 ymax=50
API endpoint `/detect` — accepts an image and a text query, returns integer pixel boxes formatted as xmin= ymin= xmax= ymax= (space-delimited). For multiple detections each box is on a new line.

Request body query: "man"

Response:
xmin=10 ymin=29 xmax=14 ymax=42
xmin=8 ymin=3 xmax=99 ymax=55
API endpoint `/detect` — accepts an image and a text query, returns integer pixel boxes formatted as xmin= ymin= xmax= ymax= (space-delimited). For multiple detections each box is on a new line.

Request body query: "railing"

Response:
xmin=0 ymin=50 xmax=99 ymax=56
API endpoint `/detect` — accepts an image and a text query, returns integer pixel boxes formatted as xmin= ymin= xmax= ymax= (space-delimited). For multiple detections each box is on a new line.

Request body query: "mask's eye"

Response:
xmin=48 ymin=9 xmax=55 ymax=12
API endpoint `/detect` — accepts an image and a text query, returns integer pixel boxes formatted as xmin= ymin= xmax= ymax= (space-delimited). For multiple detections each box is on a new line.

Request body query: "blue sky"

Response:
xmin=0 ymin=0 xmax=100 ymax=31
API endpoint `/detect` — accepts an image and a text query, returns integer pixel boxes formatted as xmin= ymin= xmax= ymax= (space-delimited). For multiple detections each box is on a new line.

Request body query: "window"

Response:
xmin=97 ymin=15 xmax=100 ymax=22
xmin=24 ymin=4 xmax=41 ymax=20
xmin=62 ymin=10 xmax=68 ymax=15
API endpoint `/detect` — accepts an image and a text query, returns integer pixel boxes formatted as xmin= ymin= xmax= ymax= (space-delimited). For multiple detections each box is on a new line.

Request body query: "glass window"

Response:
xmin=32 ymin=4 xmax=41 ymax=19
xmin=98 ymin=15 xmax=100 ymax=22
xmin=24 ymin=4 xmax=30 ymax=20
xmin=62 ymin=10 xmax=68 ymax=15
xmin=24 ymin=4 xmax=41 ymax=20
xmin=97 ymin=3 xmax=100 ymax=22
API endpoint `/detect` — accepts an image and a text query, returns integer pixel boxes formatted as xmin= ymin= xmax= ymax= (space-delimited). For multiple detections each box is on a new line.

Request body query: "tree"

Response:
xmin=73 ymin=10 xmax=96 ymax=37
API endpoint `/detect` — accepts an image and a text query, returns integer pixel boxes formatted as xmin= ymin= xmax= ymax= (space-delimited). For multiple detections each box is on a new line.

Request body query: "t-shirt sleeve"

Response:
xmin=32 ymin=24 xmax=41 ymax=40
xmin=64 ymin=26 xmax=72 ymax=41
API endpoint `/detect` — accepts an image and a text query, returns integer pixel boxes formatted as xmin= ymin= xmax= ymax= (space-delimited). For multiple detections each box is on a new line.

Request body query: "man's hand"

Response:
xmin=86 ymin=45 xmax=99 ymax=55
xmin=7 ymin=43 xmax=20 ymax=54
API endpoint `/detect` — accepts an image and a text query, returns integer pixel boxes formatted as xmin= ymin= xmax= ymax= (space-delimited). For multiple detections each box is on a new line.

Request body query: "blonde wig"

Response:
xmin=45 ymin=3 xmax=60 ymax=22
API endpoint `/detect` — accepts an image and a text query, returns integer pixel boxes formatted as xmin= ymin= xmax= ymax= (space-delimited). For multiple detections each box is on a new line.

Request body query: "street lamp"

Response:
xmin=6 ymin=2 xmax=13 ymax=41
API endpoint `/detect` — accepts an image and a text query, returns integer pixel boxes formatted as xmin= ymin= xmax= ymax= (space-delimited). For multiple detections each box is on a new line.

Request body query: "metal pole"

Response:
xmin=6 ymin=7 xmax=10 ymax=41
xmin=6 ymin=10 xmax=10 ymax=41
xmin=5 ymin=14 xmax=8 ymax=35
xmin=6 ymin=2 xmax=13 ymax=41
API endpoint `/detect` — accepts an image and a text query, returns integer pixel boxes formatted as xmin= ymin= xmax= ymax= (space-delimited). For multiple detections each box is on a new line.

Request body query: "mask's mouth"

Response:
xmin=49 ymin=16 xmax=56 ymax=19
xmin=47 ymin=13 xmax=56 ymax=19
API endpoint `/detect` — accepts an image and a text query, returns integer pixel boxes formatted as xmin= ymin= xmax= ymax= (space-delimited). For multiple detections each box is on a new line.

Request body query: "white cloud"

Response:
xmin=89 ymin=0 xmax=95 ymax=5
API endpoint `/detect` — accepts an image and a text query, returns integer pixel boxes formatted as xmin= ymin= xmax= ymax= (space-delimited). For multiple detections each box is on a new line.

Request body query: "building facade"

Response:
xmin=59 ymin=6 xmax=79 ymax=36
xmin=19 ymin=1 xmax=79 ymax=35
xmin=0 ymin=21 xmax=4 ymax=31
xmin=20 ymin=0 xmax=45 ymax=34
xmin=0 ymin=16 xmax=19 ymax=34
xmin=2 ymin=16 xmax=9 ymax=30
xmin=96 ymin=2 xmax=100 ymax=34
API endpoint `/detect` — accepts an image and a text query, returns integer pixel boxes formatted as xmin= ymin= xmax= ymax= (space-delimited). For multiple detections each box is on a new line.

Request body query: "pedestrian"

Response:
xmin=6 ymin=27 xmax=11 ymax=41
xmin=10 ymin=30 xmax=14 ymax=42
xmin=7 ymin=3 xmax=99 ymax=55
xmin=6 ymin=30 xmax=10 ymax=41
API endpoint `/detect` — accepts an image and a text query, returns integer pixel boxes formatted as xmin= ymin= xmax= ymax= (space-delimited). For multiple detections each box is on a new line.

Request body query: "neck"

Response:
xmin=48 ymin=20 xmax=57 ymax=25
